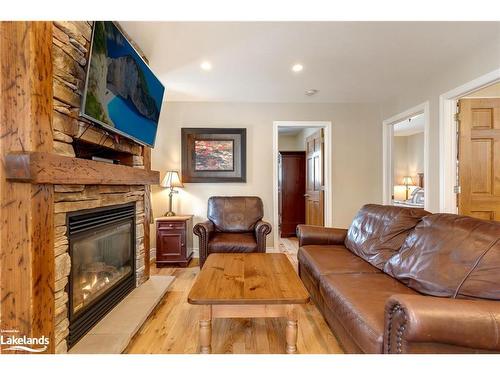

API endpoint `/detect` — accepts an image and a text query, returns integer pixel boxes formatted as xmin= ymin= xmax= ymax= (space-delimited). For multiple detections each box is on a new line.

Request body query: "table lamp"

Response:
xmin=402 ymin=176 xmax=413 ymax=200
xmin=161 ymin=171 xmax=184 ymax=216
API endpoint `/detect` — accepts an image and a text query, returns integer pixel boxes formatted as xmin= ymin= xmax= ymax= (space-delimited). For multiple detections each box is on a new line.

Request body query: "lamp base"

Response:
xmin=165 ymin=211 xmax=176 ymax=217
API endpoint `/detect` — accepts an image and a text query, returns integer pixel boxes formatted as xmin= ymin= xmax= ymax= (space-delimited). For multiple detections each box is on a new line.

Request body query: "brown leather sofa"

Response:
xmin=194 ymin=196 xmax=272 ymax=268
xmin=297 ymin=204 xmax=500 ymax=354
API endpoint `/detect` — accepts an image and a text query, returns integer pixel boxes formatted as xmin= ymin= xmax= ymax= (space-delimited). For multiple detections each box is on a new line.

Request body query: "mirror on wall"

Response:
xmin=392 ymin=113 xmax=425 ymax=208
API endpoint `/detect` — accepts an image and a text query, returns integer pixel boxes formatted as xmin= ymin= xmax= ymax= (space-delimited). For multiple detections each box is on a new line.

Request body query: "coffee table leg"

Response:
xmin=199 ymin=305 xmax=212 ymax=354
xmin=286 ymin=305 xmax=298 ymax=354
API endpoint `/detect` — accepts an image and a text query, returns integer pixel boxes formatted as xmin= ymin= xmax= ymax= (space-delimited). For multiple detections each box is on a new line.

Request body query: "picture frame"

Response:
xmin=181 ymin=128 xmax=247 ymax=183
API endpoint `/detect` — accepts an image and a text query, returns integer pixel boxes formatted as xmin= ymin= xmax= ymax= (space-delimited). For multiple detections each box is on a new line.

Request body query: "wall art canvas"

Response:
xmin=181 ymin=128 xmax=246 ymax=183
xmin=194 ymin=140 xmax=234 ymax=171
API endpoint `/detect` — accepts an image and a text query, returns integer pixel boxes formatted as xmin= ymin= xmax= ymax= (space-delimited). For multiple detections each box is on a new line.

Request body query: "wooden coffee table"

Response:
xmin=187 ymin=253 xmax=310 ymax=354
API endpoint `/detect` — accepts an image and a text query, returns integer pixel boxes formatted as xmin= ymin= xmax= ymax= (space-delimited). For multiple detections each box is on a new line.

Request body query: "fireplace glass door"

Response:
xmin=71 ymin=221 xmax=134 ymax=316
xmin=67 ymin=203 xmax=136 ymax=351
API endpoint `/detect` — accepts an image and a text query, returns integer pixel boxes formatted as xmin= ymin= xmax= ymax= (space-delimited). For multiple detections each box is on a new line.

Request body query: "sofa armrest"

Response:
xmin=255 ymin=220 xmax=272 ymax=252
xmin=296 ymin=225 xmax=347 ymax=247
xmin=384 ymin=294 xmax=500 ymax=353
xmin=193 ymin=220 xmax=215 ymax=267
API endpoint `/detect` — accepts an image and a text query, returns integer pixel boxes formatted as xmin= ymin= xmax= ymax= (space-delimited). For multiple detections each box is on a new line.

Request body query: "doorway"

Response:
xmin=456 ymin=82 xmax=500 ymax=221
xmin=383 ymin=102 xmax=430 ymax=211
xmin=439 ymin=69 xmax=500 ymax=214
xmin=272 ymin=121 xmax=333 ymax=254
xmin=392 ymin=114 xmax=425 ymax=208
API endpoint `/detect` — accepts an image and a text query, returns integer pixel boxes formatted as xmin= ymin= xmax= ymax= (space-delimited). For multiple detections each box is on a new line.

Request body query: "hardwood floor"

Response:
xmin=125 ymin=239 xmax=343 ymax=354
xmin=279 ymin=237 xmax=300 ymax=261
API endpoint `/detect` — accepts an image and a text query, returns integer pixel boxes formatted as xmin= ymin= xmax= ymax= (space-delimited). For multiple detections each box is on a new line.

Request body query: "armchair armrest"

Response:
xmin=384 ymin=294 xmax=500 ymax=353
xmin=255 ymin=220 xmax=272 ymax=252
xmin=296 ymin=225 xmax=347 ymax=247
xmin=193 ymin=220 xmax=215 ymax=268
xmin=193 ymin=220 xmax=214 ymax=236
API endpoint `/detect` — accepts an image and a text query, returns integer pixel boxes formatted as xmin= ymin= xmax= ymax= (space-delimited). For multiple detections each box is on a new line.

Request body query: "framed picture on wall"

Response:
xmin=181 ymin=128 xmax=247 ymax=183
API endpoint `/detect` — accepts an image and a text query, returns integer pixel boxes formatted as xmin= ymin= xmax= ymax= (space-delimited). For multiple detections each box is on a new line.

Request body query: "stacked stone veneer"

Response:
xmin=51 ymin=22 xmax=151 ymax=353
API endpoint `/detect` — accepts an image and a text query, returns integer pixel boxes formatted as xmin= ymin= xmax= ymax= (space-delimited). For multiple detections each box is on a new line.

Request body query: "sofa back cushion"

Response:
xmin=207 ymin=196 xmax=263 ymax=233
xmin=384 ymin=214 xmax=500 ymax=300
xmin=345 ymin=204 xmax=429 ymax=269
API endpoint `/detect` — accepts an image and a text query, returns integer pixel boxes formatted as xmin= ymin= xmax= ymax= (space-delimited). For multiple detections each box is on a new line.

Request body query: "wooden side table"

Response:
xmin=155 ymin=215 xmax=193 ymax=267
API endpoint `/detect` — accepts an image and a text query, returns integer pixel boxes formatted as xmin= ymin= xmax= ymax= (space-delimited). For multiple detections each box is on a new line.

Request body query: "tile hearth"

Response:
xmin=69 ymin=275 xmax=174 ymax=354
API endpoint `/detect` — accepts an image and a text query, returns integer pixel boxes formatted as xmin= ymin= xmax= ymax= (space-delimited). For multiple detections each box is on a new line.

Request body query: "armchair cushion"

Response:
xmin=208 ymin=232 xmax=258 ymax=253
xmin=384 ymin=294 xmax=500 ymax=353
xmin=207 ymin=196 xmax=264 ymax=233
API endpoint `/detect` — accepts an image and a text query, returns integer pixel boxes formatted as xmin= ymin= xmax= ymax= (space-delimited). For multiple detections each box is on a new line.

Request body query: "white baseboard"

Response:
xmin=192 ymin=248 xmax=199 ymax=259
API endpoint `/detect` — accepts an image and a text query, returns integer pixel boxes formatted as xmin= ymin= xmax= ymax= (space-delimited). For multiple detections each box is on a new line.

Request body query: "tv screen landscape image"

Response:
xmin=81 ymin=21 xmax=165 ymax=147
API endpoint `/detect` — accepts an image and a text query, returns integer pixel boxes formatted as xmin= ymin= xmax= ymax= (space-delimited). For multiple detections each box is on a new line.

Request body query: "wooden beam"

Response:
xmin=143 ymin=146 xmax=152 ymax=279
xmin=5 ymin=152 xmax=160 ymax=185
xmin=0 ymin=22 xmax=55 ymax=354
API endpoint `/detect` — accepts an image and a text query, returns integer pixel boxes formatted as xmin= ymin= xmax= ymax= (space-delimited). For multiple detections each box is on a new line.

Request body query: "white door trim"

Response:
xmin=439 ymin=69 xmax=500 ymax=213
xmin=382 ymin=101 xmax=431 ymax=212
xmin=272 ymin=121 xmax=333 ymax=250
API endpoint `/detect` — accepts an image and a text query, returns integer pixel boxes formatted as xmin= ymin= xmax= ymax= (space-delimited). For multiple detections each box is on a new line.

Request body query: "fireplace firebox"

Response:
xmin=67 ymin=203 xmax=136 ymax=348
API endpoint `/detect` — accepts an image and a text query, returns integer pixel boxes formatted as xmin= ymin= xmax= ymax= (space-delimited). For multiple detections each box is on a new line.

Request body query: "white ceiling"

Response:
xmin=394 ymin=113 xmax=425 ymax=136
xmin=120 ymin=22 xmax=500 ymax=103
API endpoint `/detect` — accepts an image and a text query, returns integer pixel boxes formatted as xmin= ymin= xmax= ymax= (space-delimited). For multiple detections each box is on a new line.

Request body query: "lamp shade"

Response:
xmin=161 ymin=171 xmax=184 ymax=188
xmin=402 ymin=176 xmax=414 ymax=186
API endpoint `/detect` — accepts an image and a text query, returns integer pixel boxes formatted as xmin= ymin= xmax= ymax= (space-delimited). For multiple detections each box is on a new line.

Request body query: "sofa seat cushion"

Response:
xmin=319 ymin=273 xmax=418 ymax=353
xmin=208 ymin=232 xmax=257 ymax=253
xmin=384 ymin=214 xmax=500 ymax=299
xmin=345 ymin=204 xmax=429 ymax=270
xmin=298 ymin=245 xmax=381 ymax=286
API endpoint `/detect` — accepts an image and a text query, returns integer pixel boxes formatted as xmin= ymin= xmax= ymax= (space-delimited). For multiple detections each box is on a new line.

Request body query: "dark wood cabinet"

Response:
xmin=278 ymin=151 xmax=306 ymax=237
xmin=155 ymin=215 xmax=193 ymax=267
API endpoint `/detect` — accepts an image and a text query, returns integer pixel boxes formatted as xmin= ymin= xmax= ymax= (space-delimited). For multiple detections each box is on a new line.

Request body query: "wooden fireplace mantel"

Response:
xmin=5 ymin=151 xmax=160 ymax=185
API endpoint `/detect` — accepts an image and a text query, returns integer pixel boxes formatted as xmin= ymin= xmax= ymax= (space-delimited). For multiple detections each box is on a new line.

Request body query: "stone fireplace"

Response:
xmin=66 ymin=203 xmax=136 ymax=348
xmin=0 ymin=22 xmax=159 ymax=354
xmin=53 ymin=184 xmax=149 ymax=352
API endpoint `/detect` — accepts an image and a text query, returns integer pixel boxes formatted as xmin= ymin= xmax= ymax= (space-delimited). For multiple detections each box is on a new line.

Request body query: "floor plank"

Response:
xmin=125 ymin=239 xmax=343 ymax=354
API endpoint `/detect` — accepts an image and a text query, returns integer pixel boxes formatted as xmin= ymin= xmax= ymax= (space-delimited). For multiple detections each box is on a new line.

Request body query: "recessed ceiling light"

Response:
xmin=291 ymin=63 xmax=303 ymax=72
xmin=305 ymin=89 xmax=319 ymax=96
xmin=200 ymin=61 xmax=212 ymax=71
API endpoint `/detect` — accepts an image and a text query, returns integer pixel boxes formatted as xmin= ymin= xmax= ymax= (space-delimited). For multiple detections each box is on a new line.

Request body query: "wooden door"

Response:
xmin=305 ymin=130 xmax=324 ymax=226
xmin=458 ymin=98 xmax=500 ymax=221
xmin=279 ymin=151 xmax=306 ymax=237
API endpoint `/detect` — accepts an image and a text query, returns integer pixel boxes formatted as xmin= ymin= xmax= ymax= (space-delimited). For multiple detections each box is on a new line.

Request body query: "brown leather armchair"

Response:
xmin=193 ymin=196 xmax=272 ymax=268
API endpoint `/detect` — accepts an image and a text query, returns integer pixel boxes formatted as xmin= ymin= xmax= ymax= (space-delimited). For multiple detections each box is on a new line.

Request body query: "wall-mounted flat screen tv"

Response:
xmin=81 ymin=21 xmax=165 ymax=148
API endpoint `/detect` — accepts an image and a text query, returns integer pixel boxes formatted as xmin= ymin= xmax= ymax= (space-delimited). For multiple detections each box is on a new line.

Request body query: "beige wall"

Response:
xmin=393 ymin=136 xmax=408 ymax=186
xmin=394 ymin=132 xmax=424 ymax=185
xmin=407 ymin=132 xmax=424 ymax=178
xmin=151 ymin=102 xmax=383 ymax=250
xmin=278 ymin=127 xmax=320 ymax=151
xmin=381 ymin=38 xmax=500 ymax=212
xmin=278 ymin=133 xmax=304 ymax=151
xmin=463 ymin=81 xmax=500 ymax=98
